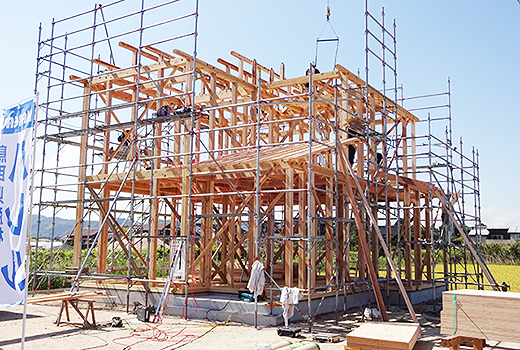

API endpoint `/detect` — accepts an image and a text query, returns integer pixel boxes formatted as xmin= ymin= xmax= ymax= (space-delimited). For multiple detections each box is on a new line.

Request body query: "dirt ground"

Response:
xmin=1 ymin=299 xmax=520 ymax=350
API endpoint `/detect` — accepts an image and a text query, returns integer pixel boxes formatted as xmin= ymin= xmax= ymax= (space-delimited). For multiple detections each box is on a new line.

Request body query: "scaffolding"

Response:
xmin=30 ymin=0 xmax=497 ymax=329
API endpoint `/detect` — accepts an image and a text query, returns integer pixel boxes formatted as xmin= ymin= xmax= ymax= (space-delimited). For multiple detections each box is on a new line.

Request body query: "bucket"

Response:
xmin=254 ymin=343 xmax=272 ymax=350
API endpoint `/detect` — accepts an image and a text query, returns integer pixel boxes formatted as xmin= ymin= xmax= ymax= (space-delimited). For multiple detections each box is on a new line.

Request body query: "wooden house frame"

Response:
xmin=31 ymin=0 xmax=496 ymax=323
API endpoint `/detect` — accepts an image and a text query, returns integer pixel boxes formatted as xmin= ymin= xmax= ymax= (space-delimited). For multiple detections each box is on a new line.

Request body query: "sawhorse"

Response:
xmin=441 ymin=336 xmax=484 ymax=350
xmin=55 ymin=298 xmax=96 ymax=328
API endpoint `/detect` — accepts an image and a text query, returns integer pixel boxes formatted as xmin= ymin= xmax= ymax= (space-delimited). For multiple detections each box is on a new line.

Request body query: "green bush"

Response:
xmin=479 ymin=242 xmax=520 ymax=265
xmin=28 ymin=245 xmax=172 ymax=290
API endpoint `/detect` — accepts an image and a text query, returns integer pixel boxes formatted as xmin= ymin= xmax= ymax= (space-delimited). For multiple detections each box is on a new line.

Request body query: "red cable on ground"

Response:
xmin=112 ymin=323 xmax=200 ymax=350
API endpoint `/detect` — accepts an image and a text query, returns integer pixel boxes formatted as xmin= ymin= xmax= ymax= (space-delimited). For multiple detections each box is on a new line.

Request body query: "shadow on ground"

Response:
xmin=0 ymin=327 xmax=79 ymax=347
xmin=0 ymin=310 xmax=41 ymax=322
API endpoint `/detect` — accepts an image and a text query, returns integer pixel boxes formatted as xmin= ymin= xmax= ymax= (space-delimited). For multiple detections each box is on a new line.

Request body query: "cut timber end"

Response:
xmin=345 ymin=322 xmax=421 ymax=350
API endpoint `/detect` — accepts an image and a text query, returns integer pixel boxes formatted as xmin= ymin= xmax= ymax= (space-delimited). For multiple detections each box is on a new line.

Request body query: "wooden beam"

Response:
xmin=73 ymin=85 xmax=90 ymax=268
xmin=173 ymin=49 xmax=256 ymax=92
xmin=91 ymin=57 xmax=185 ymax=85
xmin=86 ymin=185 xmax=149 ymax=292
xmin=337 ymin=140 xmax=419 ymax=323
xmin=230 ymin=51 xmax=281 ymax=81
xmin=119 ymin=41 xmax=159 ymax=61
xmin=337 ymin=154 xmax=388 ymax=321
xmin=216 ymin=192 xmax=285 ymax=271
xmin=192 ymin=169 xmax=275 ymax=268
xmin=267 ymin=71 xmax=340 ymax=89
xmin=335 ymin=64 xmax=419 ymax=122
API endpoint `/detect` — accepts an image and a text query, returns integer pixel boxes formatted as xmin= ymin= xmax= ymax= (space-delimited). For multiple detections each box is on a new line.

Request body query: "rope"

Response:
xmin=315 ymin=0 xmax=340 ymax=69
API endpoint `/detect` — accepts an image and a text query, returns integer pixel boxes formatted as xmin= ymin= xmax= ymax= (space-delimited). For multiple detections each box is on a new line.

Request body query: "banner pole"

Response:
xmin=21 ymin=93 xmax=39 ymax=350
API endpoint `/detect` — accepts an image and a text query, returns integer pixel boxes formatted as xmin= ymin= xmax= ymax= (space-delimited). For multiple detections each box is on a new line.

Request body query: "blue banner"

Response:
xmin=0 ymin=98 xmax=35 ymax=308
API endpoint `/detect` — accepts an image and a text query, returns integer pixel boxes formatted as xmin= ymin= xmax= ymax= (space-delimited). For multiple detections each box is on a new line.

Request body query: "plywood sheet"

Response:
xmin=345 ymin=322 xmax=421 ymax=350
xmin=440 ymin=289 xmax=520 ymax=343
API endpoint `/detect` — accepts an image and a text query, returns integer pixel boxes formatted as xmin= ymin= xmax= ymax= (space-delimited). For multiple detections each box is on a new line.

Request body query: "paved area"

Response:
xmin=1 ymin=298 xmax=520 ymax=350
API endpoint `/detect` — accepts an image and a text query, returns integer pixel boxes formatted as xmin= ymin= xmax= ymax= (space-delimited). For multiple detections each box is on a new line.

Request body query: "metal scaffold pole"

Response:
xmin=185 ymin=0 xmax=200 ymax=321
xmin=254 ymin=71 xmax=262 ymax=329
xmin=33 ymin=19 xmax=56 ymax=295
xmin=333 ymin=76 xmax=340 ymax=323
xmin=307 ymin=62 xmax=314 ymax=332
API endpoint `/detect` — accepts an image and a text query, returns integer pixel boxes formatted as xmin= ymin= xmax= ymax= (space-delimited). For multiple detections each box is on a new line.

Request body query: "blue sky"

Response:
xmin=1 ymin=1 xmax=519 ymax=227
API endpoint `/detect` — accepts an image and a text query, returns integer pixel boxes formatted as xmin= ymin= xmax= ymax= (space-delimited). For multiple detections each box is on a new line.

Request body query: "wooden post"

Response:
xmin=309 ymin=172 xmax=317 ymax=292
xmin=221 ymin=195 xmax=229 ymax=282
xmin=209 ymin=73 xmax=217 ymax=152
xmin=204 ymin=181 xmax=214 ymax=287
xmin=227 ymin=196 xmax=236 ymax=288
xmin=97 ymin=81 xmax=111 ymax=274
xmin=337 ymin=186 xmax=346 ymax=284
xmin=411 ymin=121 xmax=417 ymax=180
xmin=413 ymin=191 xmax=422 ymax=283
xmin=325 ymin=173 xmax=334 ymax=282
xmin=402 ymin=121 xmax=412 ymax=286
xmin=371 ymin=208 xmax=379 ymax=278
xmin=298 ymin=173 xmax=307 ymax=289
xmin=73 ymin=85 xmax=91 ymax=268
xmin=148 ymin=59 xmax=165 ymax=281
xmin=231 ymin=82 xmax=238 ymax=151
xmin=248 ymin=208 xmax=255 ymax=272
xmin=425 ymin=194 xmax=432 ymax=280
xmin=180 ymin=62 xmax=193 ymax=239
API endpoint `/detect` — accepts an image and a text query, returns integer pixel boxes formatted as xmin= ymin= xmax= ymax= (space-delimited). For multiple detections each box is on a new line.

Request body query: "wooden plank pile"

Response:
xmin=440 ymin=289 xmax=520 ymax=343
xmin=344 ymin=322 xmax=421 ymax=350
xmin=27 ymin=291 xmax=106 ymax=304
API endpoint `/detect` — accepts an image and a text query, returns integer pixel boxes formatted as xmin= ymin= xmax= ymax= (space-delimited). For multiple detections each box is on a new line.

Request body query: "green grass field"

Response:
xmin=487 ymin=264 xmax=520 ymax=292
xmin=453 ymin=263 xmax=520 ymax=292
xmin=373 ymin=256 xmax=520 ymax=293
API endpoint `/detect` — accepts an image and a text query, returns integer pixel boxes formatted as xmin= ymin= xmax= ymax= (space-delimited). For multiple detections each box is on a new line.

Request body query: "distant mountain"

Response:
xmin=30 ymin=214 xmax=148 ymax=239
xmin=31 ymin=214 xmax=76 ymax=239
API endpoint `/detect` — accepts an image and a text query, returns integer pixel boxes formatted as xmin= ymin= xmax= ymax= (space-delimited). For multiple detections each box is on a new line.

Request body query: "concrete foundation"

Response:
xmin=85 ymin=282 xmax=447 ymax=326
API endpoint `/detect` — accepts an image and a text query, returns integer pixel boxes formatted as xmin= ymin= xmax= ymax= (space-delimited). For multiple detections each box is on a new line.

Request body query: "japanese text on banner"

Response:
xmin=0 ymin=98 xmax=34 ymax=308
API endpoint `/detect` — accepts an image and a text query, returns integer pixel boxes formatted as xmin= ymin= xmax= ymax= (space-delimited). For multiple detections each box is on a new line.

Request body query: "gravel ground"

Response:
xmin=1 ymin=298 xmax=520 ymax=350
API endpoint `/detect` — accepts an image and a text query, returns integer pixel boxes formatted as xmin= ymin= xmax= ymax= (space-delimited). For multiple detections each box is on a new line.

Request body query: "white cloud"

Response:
xmin=481 ymin=206 xmax=520 ymax=228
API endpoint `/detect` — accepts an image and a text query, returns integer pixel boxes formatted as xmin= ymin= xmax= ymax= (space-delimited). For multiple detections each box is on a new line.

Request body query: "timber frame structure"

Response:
xmin=30 ymin=0 xmax=497 ymax=325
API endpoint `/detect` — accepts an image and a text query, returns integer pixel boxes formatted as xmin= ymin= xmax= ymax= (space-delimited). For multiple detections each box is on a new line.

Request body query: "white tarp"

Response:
xmin=171 ymin=238 xmax=186 ymax=281
xmin=0 ymin=98 xmax=35 ymax=308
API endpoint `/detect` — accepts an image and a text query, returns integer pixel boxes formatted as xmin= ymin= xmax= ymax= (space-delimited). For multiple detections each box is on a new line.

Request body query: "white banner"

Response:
xmin=0 ymin=98 xmax=35 ymax=308
xmin=171 ymin=238 xmax=185 ymax=281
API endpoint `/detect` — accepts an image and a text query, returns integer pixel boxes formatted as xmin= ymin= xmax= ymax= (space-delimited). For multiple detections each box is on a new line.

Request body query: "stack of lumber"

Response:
xmin=344 ymin=322 xmax=421 ymax=350
xmin=27 ymin=291 xmax=106 ymax=304
xmin=440 ymin=289 xmax=520 ymax=343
